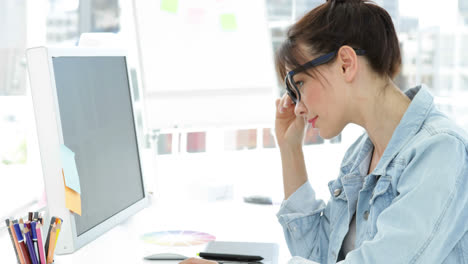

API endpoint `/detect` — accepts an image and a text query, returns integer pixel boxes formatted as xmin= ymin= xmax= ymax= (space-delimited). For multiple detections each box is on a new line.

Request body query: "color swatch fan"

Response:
xmin=141 ymin=230 xmax=216 ymax=246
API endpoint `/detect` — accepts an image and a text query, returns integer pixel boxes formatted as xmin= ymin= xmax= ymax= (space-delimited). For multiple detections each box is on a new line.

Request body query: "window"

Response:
xmin=3 ymin=0 xmax=468 ymax=224
xmin=225 ymin=129 xmax=257 ymax=151
xmin=187 ymin=132 xmax=206 ymax=153
xmin=0 ymin=0 xmax=127 ymax=223
xmin=0 ymin=0 xmax=47 ymax=222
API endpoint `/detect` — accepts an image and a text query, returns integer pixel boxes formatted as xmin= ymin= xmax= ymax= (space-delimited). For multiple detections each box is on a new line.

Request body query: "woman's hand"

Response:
xmin=275 ymin=94 xmax=309 ymax=199
xmin=179 ymin=258 xmax=218 ymax=264
xmin=275 ymin=94 xmax=306 ymax=149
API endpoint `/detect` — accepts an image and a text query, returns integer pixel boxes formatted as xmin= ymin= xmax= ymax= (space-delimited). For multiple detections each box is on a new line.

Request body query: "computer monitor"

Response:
xmin=26 ymin=47 xmax=149 ymax=254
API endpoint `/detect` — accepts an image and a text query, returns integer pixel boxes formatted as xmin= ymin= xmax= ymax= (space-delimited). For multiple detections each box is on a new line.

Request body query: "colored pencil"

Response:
xmin=13 ymin=223 xmax=32 ymax=264
xmin=23 ymin=227 xmax=39 ymax=264
xmin=54 ymin=221 xmax=62 ymax=251
xmin=36 ymin=223 xmax=46 ymax=264
xmin=46 ymin=224 xmax=56 ymax=264
xmin=5 ymin=219 xmax=21 ymax=264
xmin=44 ymin=217 xmax=55 ymax=256
xmin=19 ymin=218 xmax=25 ymax=233
xmin=31 ymin=221 xmax=40 ymax=263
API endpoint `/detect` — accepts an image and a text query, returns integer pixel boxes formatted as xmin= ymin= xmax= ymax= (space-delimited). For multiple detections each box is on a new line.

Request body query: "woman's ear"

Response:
xmin=337 ymin=45 xmax=358 ymax=83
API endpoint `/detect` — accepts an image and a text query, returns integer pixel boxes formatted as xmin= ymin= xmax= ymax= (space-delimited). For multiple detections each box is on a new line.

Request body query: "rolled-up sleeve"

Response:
xmin=342 ymin=134 xmax=468 ymax=263
xmin=277 ymin=181 xmax=330 ymax=262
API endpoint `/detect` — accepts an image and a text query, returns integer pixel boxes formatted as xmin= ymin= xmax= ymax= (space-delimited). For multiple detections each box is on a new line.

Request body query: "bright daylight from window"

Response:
xmin=1 ymin=0 xmax=468 ymax=232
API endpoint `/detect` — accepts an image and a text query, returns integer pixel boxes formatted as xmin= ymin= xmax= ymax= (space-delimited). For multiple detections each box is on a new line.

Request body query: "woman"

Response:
xmin=181 ymin=0 xmax=468 ymax=263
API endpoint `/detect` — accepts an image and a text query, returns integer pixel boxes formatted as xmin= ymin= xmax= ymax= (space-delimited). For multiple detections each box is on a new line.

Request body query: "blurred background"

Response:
xmin=1 ymin=0 xmax=468 ymax=225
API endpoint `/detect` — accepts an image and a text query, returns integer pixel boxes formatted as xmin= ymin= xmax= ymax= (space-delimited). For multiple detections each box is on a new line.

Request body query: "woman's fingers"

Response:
xmin=283 ymin=94 xmax=294 ymax=107
xmin=278 ymin=94 xmax=294 ymax=114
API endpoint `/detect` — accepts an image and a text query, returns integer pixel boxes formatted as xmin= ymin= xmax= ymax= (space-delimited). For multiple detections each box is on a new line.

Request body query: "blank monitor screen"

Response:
xmin=52 ymin=56 xmax=145 ymax=236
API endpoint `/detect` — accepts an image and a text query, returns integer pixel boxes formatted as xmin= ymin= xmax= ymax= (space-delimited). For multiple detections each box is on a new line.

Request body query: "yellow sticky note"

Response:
xmin=161 ymin=0 xmax=178 ymax=13
xmin=63 ymin=170 xmax=82 ymax=216
xmin=220 ymin=13 xmax=237 ymax=31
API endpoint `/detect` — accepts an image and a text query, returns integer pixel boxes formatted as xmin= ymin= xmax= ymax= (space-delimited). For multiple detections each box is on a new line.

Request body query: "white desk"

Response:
xmin=1 ymin=199 xmax=293 ymax=263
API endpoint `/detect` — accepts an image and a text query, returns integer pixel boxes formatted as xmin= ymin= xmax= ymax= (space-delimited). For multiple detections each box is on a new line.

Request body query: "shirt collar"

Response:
xmin=372 ymin=85 xmax=434 ymax=175
xmin=341 ymin=85 xmax=434 ymax=178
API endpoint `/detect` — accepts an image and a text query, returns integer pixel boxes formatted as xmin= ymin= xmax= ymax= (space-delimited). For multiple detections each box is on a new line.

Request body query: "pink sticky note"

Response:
xmin=186 ymin=8 xmax=205 ymax=25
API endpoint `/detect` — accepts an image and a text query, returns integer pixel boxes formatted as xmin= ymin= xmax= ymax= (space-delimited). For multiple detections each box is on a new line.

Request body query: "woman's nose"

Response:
xmin=294 ymin=101 xmax=307 ymax=117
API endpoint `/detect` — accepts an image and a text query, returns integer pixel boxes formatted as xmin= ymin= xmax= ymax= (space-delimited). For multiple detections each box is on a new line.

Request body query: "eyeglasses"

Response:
xmin=284 ymin=48 xmax=366 ymax=105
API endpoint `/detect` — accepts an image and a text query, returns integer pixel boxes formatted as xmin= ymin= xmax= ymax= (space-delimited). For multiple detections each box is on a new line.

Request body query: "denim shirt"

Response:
xmin=277 ymin=85 xmax=468 ymax=264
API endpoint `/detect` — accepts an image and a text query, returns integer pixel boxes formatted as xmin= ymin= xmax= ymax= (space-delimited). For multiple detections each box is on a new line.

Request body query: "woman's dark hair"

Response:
xmin=275 ymin=0 xmax=401 ymax=81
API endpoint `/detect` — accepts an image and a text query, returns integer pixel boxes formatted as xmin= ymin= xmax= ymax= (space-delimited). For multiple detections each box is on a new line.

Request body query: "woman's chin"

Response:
xmin=318 ymin=129 xmax=340 ymax=140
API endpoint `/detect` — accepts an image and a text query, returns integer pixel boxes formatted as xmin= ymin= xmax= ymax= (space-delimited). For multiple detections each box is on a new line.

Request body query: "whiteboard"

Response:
xmin=133 ymin=0 xmax=278 ymax=128
xmin=134 ymin=0 xmax=276 ymax=92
